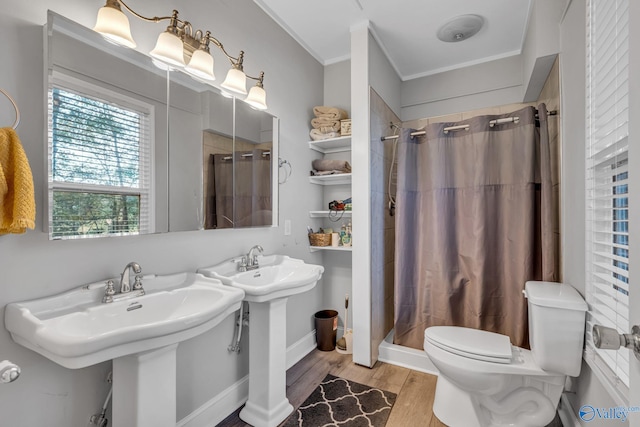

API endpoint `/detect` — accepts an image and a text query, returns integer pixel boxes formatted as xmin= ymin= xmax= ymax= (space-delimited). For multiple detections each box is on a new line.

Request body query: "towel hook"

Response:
xmin=0 ymin=88 xmax=20 ymax=129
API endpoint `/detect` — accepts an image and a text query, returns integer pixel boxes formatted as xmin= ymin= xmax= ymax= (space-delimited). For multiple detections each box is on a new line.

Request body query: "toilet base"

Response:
xmin=433 ymin=375 xmax=484 ymax=427
xmin=433 ymin=374 xmax=564 ymax=427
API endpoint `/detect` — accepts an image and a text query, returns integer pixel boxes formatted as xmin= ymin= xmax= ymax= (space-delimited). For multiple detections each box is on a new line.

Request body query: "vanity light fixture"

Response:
xmin=93 ymin=0 xmax=268 ymax=110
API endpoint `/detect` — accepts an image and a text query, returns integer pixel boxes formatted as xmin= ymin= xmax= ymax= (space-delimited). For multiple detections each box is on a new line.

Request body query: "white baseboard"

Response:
xmin=286 ymin=330 xmax=317 ymax=370
xmin=177 ymin=330 xmax=317 ymax=427
xmin=176 ymin=375 xmax=249 ymax=427
xmin=558 ymin=393 xmax=581 ymax=427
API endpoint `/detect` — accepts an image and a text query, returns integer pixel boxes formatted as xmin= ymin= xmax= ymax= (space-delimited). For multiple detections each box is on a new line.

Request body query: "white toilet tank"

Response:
xmin=524 ymin=281 xmax=588 ymax=377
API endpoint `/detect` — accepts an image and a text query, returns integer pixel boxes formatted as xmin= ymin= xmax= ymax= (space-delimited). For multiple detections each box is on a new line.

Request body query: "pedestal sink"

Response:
xmin=198 ymin=254 xmax=324 ymax=427
xmin=5 ymin=272 xmax=244 ymax=427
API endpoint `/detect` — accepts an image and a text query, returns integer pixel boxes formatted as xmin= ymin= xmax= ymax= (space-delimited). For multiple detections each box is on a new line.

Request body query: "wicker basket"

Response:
xmin=309 ymin=233 xmax=332 ymax=247
xmin=340 ymin=119 xmax=352 ymax=136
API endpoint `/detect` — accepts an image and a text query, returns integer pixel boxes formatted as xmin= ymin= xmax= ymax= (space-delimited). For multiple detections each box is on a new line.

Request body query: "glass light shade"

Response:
xmin=221 ymin=68 xmax=247 ymax=95
xmin=185 ymin=49 xmax=216 ymax=81
xmin=93 ymin=6 xmax=136 ymax=48
xmin=245 ymin=85 xmax=268 ymax=110
xmin=150 ymin=31 xmax=186 ymax=68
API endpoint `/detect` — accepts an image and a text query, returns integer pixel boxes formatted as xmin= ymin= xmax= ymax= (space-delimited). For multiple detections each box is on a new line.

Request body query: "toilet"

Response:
xmin=424 ymin=281 xmax=588 ymax=427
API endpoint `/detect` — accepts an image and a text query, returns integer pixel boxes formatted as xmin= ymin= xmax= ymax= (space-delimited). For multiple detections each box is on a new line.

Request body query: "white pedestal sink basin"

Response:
xmin=5 ymin=272 xmax=244 ymax=427
xmin=198 ymin=254 xmax=324 ymax=427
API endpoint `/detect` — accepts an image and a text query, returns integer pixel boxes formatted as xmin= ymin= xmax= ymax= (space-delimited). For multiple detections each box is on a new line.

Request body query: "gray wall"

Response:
xmin=368 ymin=35 xmax=402 ymax=118
xmin=0 ymin=0 xmax=324 ymax=425
xmin=324 ymin=60 xmax=351 ymax=113
xmin=400 ymin=55 xmax=526 ymax=121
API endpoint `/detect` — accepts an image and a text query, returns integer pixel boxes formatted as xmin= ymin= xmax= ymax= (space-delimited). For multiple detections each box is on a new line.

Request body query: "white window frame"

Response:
xmin=584 ymin=0 xmax=630 ymax=405
xmin=47 ymin=72 xmax=155 ymax=239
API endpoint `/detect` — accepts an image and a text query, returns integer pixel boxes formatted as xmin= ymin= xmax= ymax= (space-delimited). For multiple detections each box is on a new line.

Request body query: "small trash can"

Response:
xmin=314 ymin=310 xmax=338 ymax=351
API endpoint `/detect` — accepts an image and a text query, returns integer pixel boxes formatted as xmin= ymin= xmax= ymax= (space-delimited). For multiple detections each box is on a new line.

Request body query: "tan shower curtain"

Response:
xmin=234 ymin=149 xmax=272 ymax=227
xmin=213 ymin=154 xmax=234 ymax=228
xmin=393 ymin=104 xmax=558 ymax=350
xmin=250 ymin=149 xmax=272 ymax=226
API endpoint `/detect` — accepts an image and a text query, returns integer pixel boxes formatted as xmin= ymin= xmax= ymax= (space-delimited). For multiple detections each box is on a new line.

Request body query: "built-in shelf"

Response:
xmin=309 ymin=210 xmax=353 ymax=218
xmin=309 ymin=246 xmax=353 ymax=253
xmin=308 ymin=136 xmax=351 ymax=154
xmin=309 ymin=173 xmax=352 ymax=185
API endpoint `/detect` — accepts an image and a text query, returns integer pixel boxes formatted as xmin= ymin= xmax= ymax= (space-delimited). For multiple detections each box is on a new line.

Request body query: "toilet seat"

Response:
xmin=425 ymin=326 xmax=512 ymax=364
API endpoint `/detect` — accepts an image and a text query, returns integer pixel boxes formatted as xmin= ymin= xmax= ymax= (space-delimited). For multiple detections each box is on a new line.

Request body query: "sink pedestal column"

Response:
xmin=240 ymin=298 xmax=294 ymax=427
xmin=112 ymin=344 xmax=178 ymax=427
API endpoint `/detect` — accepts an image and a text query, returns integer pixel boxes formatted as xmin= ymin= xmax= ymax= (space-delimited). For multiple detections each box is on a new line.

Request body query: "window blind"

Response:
xmin=585 ymin=0 xmax=630 ymax=396
xmin=48 ymin=84 xmax=152 ymax=239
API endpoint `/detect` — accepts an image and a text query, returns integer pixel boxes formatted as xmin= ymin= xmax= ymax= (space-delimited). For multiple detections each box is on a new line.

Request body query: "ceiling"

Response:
xmin=252 ymin=0 xmax=532 ymax=81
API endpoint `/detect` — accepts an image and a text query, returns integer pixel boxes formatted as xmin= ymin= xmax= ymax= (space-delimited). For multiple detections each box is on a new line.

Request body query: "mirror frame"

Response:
xmin=45 ymin=11 xmax=279 ymax=237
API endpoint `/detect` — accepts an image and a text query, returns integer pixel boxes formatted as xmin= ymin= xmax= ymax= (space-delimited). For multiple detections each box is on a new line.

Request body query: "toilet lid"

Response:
xmin=425 ymin=326 xmax=513 ymax=364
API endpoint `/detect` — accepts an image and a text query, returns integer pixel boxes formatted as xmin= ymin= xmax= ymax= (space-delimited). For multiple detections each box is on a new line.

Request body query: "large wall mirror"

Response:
xmin=45 ymin=11 xmax=278 ymax=239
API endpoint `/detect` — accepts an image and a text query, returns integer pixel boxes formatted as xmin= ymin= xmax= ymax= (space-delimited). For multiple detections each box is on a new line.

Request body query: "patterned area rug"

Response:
xmin=282 ymin=374 xmax=397 ymax=427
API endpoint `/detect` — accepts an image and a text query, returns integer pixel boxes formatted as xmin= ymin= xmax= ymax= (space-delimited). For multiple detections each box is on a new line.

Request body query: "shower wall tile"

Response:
xmin=371 ymin=89 xmax=393 ymax=119
xmin=371 ymin=151 xmax=385 ymax=193
xmin=370 ymin=110 xmax=386 ymax=157
xmin=371 ymin=191 xmax=385 ymax=227
xmin=553 ymin=184 xmax=561 ymax=234
xmin=539 ymin=58 xmax=560 ymax=111
xmin=537 ymin=57 xmax=561 ymax=278
xmin=384 ymin=294 xmax=394 ymax=332
xmin=497 ymin=102 xmax=532 ymax=115
xmin=370 ymin=88 xmax=399 ymax=356
xmin=384 ymin=227 xmax=395 ymax=264
xmin=371 ymin=231 xmax=385 ymax=268
xmin=550 ymin=132 xmax=560 ymax=186
xmin=461 ymin=107 xmax=497 ymax=120
xmin=384 ymin=262 xmax=395 ymax=299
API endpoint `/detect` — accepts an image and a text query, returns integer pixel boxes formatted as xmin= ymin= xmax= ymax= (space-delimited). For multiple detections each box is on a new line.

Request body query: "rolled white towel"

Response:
xmin=310 ymin=129 xmax=340 ymax=141
xmin=311 ymin=117 xmax=341 ymax=132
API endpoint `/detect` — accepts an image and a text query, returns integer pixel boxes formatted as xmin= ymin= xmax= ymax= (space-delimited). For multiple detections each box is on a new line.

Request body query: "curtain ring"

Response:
xmin=0 ymin=89 xmax=20 ymax=129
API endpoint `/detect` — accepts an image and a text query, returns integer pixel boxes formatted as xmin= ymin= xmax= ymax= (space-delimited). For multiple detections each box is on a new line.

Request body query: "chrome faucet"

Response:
xmin=120 ymin=262 xmax=142 ymax=293
xmin=103 ymin=262 xmax=145 ymax=303
xmin=245 ymin=245 xmax=264 ymax=271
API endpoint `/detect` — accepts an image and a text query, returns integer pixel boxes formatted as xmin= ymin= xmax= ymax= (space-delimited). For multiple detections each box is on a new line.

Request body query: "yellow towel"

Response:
xmin=0 ymin=127 xmax=35 ymax=234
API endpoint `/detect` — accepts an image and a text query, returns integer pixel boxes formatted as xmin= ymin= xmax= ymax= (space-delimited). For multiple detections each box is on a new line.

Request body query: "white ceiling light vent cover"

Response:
xmin=437 ymin=14 xmax=485 ymax=43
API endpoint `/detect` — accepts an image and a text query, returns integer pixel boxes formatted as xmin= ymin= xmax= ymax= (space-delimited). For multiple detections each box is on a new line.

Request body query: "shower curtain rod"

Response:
xmin=222 ymin=151 xmax=271 ymax=161
xmin=380 ymin=109 xmax=558 ymax=141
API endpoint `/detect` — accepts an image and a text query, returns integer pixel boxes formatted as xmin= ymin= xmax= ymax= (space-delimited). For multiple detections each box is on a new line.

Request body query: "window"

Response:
xmin=585 ymin=0 xmax=630 ymax=399
xmin=48 ymin=76 xmax=154 ymax=239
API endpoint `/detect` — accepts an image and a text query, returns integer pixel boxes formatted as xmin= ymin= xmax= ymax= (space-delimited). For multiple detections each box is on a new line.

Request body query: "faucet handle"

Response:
xmin=133 ymin=275 xmax=144 ymax=291
xmin=238 ymin=256 xmax=247 ymax=272
xmin=103 ymin=280 xmax=115 ymax=303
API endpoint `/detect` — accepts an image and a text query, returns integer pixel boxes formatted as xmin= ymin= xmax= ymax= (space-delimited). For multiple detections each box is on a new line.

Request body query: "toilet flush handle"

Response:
xmin=0 ymin=360 xmax=20 ymax=383
xmin=592 ymin=324 xmax=640 ymax=361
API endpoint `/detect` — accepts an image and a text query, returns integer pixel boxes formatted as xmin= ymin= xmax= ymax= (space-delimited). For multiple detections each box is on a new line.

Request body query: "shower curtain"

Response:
xmin=213 ymin=154 xmax=234 ymax=228
xmin=394 ymin=104 xmax=558 ymax=350
xmin=233 ymin=149 xmax=272 ymax=227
